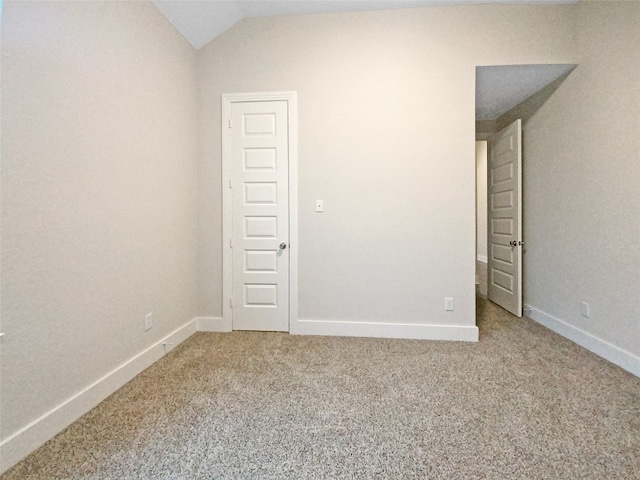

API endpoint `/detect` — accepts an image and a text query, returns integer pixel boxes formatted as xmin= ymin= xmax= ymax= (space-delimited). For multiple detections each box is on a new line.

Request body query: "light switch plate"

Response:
xmin=316 ymin=200 xmax=324 ymax=212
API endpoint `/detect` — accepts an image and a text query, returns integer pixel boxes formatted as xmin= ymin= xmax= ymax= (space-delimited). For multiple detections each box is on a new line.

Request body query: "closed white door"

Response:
xmin=228 ymin=100 xmax=290 ymax=331
xmin=488 ymin=119 xmax=522 ymax=317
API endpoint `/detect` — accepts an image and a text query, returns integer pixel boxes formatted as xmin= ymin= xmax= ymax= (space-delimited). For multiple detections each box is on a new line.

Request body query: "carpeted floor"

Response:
xmin=3 ymin=298 xmax=640 ymax=479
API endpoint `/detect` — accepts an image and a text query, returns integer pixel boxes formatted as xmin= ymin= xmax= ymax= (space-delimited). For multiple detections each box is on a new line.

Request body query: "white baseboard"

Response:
xmin=525 ymin=304 xmax=640 ymax=378
xmin=293 ymin=319 xmax=478 ymax=342
xmin=476 ymin=255 xmax=488 ymax=263
xmin=195 ymin=316 xmax=230 ymax=332
xmin=0 ymin=318 xmax=198 ymax=475
xmin=0 ymin=313 xmax=477 ymax=474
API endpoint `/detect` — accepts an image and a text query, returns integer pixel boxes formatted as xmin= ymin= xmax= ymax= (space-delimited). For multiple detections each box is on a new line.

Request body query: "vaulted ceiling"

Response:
xmin=153 ymin=0 xmax=578 ymax=120
xmin=153 ymin=0 xmax=578 ymax=50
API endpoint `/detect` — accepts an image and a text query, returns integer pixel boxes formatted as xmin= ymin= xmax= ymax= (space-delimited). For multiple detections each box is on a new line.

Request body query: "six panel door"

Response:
xmin=488 ymin=119 xmax=522 ymax=317
xmin=229 ymin=100 xmax=290 ymax=331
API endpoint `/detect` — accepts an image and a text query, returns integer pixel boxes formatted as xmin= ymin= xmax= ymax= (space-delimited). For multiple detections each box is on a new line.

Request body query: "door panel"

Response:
xmin=488 ymin=119 xmax=522 ymax=317
xmin=229 ymin=100 xmax=289 ymax=331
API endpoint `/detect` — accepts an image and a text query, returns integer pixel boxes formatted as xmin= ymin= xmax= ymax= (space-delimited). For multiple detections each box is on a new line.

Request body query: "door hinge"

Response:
xmin=230 ymin=297 xmax=233 ymax=308
xmin=228 ymin=179 xmax=232 ymax=189
xmin=228 ymin=119 xmax=233 ymax=129
xmin=230 ymin=238 xmax=233 ymax=248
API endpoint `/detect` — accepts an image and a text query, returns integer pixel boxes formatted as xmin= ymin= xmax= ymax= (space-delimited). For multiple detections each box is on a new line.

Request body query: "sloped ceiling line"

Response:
xmin=153 ymin=0 xmax=578 ymax=50
xmin=152 ymin=1 xmax=578 ymax=121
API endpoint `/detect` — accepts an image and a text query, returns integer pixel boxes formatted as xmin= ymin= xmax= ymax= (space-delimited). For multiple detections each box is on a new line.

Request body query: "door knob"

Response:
xmin=279 ymin=243 xmax=287 ymax=250
xmin=509 ymin=240 xmax=517 ymax=246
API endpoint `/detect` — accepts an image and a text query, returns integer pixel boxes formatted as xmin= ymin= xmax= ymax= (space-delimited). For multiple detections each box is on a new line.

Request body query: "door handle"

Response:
xmin=279 ymin=243 xmax=287 ymax=250
xmin=509 ymin=240 xmax=517 ymax=246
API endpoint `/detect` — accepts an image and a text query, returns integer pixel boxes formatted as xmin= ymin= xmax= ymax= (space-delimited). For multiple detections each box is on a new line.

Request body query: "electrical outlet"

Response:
xmin=580 ymin=302 xmax=590 ymax=318
xmin=145 ymin=313 xmax=153 ymax=331
xmin=444 ymin=297 xmax=454 ymax=311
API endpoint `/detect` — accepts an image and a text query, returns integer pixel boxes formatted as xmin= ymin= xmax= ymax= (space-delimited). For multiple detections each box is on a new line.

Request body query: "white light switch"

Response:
xmin=316 ymin=200 xmax=324 ymax=212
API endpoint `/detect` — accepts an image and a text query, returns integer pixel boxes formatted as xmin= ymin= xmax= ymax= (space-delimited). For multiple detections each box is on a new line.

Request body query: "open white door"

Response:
xmin=488 ymin=119 xmax=523 ymax=317
xmin=222 ymin=92 xmax=297 ymax=332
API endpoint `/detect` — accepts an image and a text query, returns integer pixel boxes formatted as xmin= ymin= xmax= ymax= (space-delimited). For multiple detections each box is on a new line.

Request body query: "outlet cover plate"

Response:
xmin=145 ymin=313 xmax=153 ymax=331
xmin=580 ymin=302 xmax=590 ymax=318
xmin=445 ymin=297 xmax=454 ymax=311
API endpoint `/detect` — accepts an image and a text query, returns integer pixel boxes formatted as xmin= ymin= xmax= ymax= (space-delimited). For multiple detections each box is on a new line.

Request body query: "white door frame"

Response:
xmin=221 ymin=91 xmax=298 ymax=331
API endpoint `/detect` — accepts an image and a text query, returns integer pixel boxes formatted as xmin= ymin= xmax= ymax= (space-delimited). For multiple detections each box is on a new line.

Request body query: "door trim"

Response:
xmin=221 ymin=91 xmax=298 ymax=331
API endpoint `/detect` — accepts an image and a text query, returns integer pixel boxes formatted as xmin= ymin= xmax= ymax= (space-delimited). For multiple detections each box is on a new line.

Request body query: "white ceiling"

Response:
xmin=153 ymin=0 xmax=578 ymax=50
xmin=152 ymin=1 xmax=578 ymax=121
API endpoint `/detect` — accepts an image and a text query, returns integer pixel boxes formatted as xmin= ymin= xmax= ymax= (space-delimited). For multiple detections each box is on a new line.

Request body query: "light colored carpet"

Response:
xmin=3 ymin=299 xmax=640 ymax=479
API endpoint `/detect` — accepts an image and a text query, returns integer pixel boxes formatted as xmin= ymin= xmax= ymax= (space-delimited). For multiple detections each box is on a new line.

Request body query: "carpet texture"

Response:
xmin=3 ymin=299 xmax=640 ymax=479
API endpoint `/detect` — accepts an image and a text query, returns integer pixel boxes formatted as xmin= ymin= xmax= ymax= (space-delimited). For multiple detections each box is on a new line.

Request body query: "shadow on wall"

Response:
xmin=476 ymin=64 xmax=577 ymax=134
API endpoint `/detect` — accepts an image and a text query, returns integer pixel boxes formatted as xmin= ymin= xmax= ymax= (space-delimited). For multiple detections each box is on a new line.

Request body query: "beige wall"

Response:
xmin=7 ymin=0 xmax=637 ymax=469
xmin=1 ymin=0 xmax=198 ymax=442
xmin=197 ymin=5 xmax=575 ymax=326
xmin=524 ymin=1 xmax=640 ymax=356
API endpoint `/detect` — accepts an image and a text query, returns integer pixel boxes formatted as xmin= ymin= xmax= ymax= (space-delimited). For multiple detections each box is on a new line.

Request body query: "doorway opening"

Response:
xmin=475 ymin=64 xmax=576 ymax=317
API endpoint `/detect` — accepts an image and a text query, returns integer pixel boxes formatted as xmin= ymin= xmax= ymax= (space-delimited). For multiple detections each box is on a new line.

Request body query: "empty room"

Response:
xmin=1 ymin=0 xmax=638 ymax=477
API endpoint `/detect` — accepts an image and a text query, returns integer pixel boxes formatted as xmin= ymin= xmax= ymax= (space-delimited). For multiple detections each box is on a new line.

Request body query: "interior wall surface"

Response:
xmin=197 ymin=5 xmax=576 ymax=327
xmin=523 ymin=1 xmax=640 ymax=358
xmin=475 ymin=141 xmax=488 ymax=262
xmin=1 ymin=0 xmax=198 ymax=445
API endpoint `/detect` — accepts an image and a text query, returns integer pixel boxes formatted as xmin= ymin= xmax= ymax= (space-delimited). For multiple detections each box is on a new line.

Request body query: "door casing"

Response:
xmin=221 ymin=91 xmax=298 ymax=331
